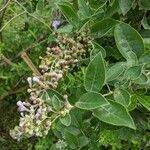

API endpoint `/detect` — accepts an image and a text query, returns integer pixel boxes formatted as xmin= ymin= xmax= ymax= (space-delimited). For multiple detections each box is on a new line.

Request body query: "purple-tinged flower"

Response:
xmin=17 ymin=101 xmax=30 ymax=112
xmin=52 ymin=20 xmax=61 ymax=29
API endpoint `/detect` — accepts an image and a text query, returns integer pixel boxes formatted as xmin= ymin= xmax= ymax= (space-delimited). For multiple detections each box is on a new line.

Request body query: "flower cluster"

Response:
xmin=10 ymin=90 xmax=52 ymax=140
xmin=39 ymin=30 xmax=92 ymax=89
xmin=10 ymin=29 xmax=92 ymax=140
xmin=56 ymin=139 xmax=67 ymax=149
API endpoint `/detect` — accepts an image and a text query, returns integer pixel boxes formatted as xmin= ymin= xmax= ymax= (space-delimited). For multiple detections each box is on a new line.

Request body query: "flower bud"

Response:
xmin=27 ymin=77 xmax=32 ymax=88
xmin=46 ymin=47 xmax=51 ymax=51
xmin=33 ymin=77 xmax=40 ymax=83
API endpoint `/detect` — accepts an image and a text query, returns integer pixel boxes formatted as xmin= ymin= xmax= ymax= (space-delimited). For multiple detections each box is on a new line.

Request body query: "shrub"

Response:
xmin=0 ymin=0 xmax=150 ymax=149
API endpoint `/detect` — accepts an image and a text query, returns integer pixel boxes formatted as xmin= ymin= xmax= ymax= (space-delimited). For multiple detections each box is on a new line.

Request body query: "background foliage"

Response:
xmin=0 ymin=0 xmax=150 ymax=149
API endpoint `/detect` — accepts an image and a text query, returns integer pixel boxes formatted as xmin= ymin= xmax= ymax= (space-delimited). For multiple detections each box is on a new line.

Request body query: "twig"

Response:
xmin=0 ymin=11 xmax=26 ymax=32
xmin=21 ymin=52 xmax=49 ymax=89
xmin=13 ymin=76 xmax=26 ymax=89
xmin=0 ymin=0 xmax=10 ymax=12
xmin=0 ymin=0 xmax=10 ymax=41
xmin=2 ymin=55 xmax=14 ymax=65
xmin=21 ymin=53 xmax=49 ymax=89
xmin=28 ymin=13 xmax=51 ymax=30
xmin=21 ymin=52 xmax=41 ymax=76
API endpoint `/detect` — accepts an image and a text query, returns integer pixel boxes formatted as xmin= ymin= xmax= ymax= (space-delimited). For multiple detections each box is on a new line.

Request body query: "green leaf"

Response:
xmin=64 ymin=130 xmax=89 ymax=149
xmin=139 ymin=0 xmax=150 ymax=10
xmin=137 ymin=95 xmax=150 ymax=111
xmin=90 ymin=42 xmax=106 ymax=59
xmin=139 ymin=51 xmax=150 ymax=64
xmin=143 ymin=38 xmax=150 ymax=49
xmin=114 ymin=22 xmax=145 ymax=59
xmin=40 ymin=91 xmax=51 ymax=105
xmin=106 ymin=62 xmax=126 ymax=82
xmin=58 ymin=2 xmax=79 ymax=27
xmin=75 ymin=92 xmax=108 ymax=110
xmin=84 ymin=52 xmax=106 ymax=92
xmin=139 ymin=51 xmax=150 ymax=68
xmin=47 ymin=89 xmax=65 ymax=100
xmin=119 ymin=0 xmax=133 ymax=15
xmin=41 ymin=89 xmax=64 ymax=106
xmin=65 ymin=126 xmax=81 ymax=136
xmin=124 ymin=65 xmax=143 ymax=80
xmin=141 ymin=16 xmax=150 ymax=30
xmin=64 ymin=131 xmax=78 ymax=149
xmin=93 ymin=100 xmax=136 ymax=129
xmin=126 ymin=51 xmax=138 ymax=67
xmin=119 ymin=80 xmax=130 ymax=89
xmin=114 ymin=88 xmax=131 ymax=107
xmin=88 ymin=0 xmax=107 ymax=9
xmin=52 ymin=95 xmax=63 ymax=111
xmin=77 ymin=0 xmax=92 ymax=20
xmin=60 ymin=113 xmax=71 ymax=126
xmin=58 ymin=24 xmax=73 ymax=33
xmin=109 ymin=0 xmax=116 ymax=6
xmin=128 ymin=95 xmax=137 ymax=111
xmin=105 ymin=0 xmax=120 ymax=17
xmin=91 ymin=18 xmax=118 ymax=38
xmin=36 ymin=0 xmax=44 ymax=14
xmin=133 ymin=73 xmax=148 ymax=85
xmin=78 ymin=136 xmax=89 ymax=148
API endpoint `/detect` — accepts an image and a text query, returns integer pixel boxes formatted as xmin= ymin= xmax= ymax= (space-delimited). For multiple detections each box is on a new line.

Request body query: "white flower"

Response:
xmin=33 ymin=76 xmax=40 ymax=83
xmin=27 ymin=77 xmax=32 ymax=88
xmin=56 ymin=139 xmax=67 ymax=149
xmin=35 ymin=107 xmax=42 ymax=119
xmin=56 ymin=73 xmax=63 ymax=80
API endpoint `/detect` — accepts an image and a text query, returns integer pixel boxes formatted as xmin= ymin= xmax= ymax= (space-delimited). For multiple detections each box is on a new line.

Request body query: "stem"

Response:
xmin=147 ymin=71 xmax=150 ymax=76
xmin=21 ymin=52 xmax=51 ymax=89
xmin=21 ymin=52 xmax=41 ymax=76
xmin=103 ymin=91 xmax=113 ymax=97
xmin=51 ymin=115 xmax=60 ymax=124
xmin=28 ymin=13 xmax=51 ymax=30
xmin=0 ymin=0 xmax=10 ymax=41
xmin=14 ymin=0 xmax=52 ymax=31
xmin=106 ymin=83 xmax=112 ymax=93
xmin=2 ymin=55 xmax=14 ymax=65
xmin=0 ymin=0 xmax=10 ymax=12
xmin=0 ymin=11 xmax=26 ymax=32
